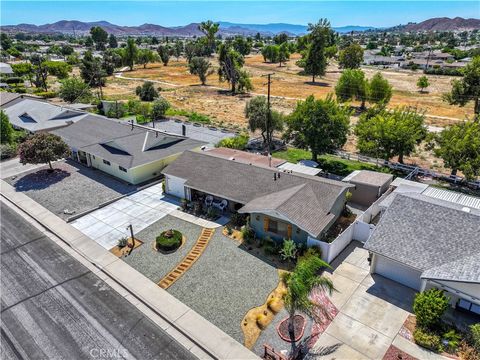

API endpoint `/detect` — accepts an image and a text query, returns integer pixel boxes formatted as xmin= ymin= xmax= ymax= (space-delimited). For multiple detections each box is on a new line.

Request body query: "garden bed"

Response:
xmin=110 ymin=238 xmax=143 ymax=257
xmin=277 ymin=314 xmax=307 ymax=342
xmin=155 ymin=229 xmax=184 ymax=252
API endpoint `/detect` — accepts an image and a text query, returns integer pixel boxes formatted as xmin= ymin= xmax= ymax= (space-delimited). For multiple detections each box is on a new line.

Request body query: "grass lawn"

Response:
xmin=273 ymin=148 xmax=392 ymax=177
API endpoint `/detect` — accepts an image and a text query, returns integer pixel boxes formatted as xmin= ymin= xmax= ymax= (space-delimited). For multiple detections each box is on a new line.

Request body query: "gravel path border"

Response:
xmin=122 ymin=215 xmax=203 ymax=283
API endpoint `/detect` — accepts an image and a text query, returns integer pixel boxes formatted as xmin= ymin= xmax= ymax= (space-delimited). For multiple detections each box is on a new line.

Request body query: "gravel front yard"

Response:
xmin=122 ymin=215 xmax=203 ymax=283
xmin=167 ymin=230 xmax=279 ymax=344
xmin=5 ymin=160 xmax=138 ymax=219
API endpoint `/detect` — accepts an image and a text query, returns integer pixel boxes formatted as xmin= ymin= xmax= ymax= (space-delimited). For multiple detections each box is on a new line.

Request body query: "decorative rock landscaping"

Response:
xmin=155 ymin=229 xmax=183 ymax=252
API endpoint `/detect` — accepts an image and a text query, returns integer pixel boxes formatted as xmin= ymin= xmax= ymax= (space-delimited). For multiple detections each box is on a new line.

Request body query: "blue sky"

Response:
xmin=1 ymin=1 xmax=478 ymax=27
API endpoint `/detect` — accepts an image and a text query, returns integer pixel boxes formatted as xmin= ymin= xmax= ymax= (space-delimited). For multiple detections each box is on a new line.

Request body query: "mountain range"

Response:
xmin=1 ymin=17 xmax=479 ymax=37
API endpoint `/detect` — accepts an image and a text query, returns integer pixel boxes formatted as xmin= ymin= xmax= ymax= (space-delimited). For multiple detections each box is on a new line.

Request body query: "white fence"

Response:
xmin=333 ymin=150 xmax=480 ymax=190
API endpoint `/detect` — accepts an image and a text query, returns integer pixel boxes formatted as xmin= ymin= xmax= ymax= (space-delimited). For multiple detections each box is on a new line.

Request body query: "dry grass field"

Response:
xmin=101 ymin=53 xmax=475 ymax=174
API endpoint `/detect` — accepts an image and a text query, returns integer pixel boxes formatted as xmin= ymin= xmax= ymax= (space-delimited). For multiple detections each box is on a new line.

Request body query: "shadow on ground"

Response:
xmin=13 ymin=169 xmax=71 ymax=191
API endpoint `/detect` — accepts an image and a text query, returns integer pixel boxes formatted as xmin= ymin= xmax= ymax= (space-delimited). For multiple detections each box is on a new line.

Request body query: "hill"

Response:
xmin=394 ymin=17 xmax=480 ymax=32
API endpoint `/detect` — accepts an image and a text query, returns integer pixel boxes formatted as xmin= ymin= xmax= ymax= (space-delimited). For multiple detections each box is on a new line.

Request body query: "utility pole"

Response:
xmin=262 ymin=73 xmax=275 ymax=153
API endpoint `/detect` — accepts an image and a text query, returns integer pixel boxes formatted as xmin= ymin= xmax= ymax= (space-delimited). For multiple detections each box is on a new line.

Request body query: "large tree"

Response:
xmin=338 ymin=43 xmax=364 ymax=69
xmin=355 ymin=106 xmax=427 ymax=163
xmin=136 ymin=81 xmax=158 ymax=101
xmin=444 ymin=56 xmax=480 ymax=115
xmin=137 ymin=49 xmax=158 ymax=69
xmin=434 ymin=118 xmax=480 ymax=179
xmin=245 ymin=96 xmax=284 ymax=151
xmin=90 ymin=26 xmax=108 ymax=51
xmin=157 ymin=45 xmax=170 ymax=66
xmin=285 ymin=95 xmax=351 ymax=162
xmin=30 ymin=54 xmax=49 ymax=91
xmin=18 ymin=133 xmax=70 ymax=171
xmin=80 ymin=51 xmax=106 ymax=96
xmin=282 ymin=256 xmax=334 ymax=351
xmin=109 ymin=33 xmax=118 ymax=48
xmin=123 ymin=38 xmax=138 ymax=71
xmin=0 ymin=111 xmax=13 ymax=145
xmin=198 ymin=20 xmax=219 ymax=55
xmin=188 ymin=57 xmax=213 ymax=85
xmin=304 ymin=19 xmax=332 ymax=83
xmin=217 ymin=44 xmax=252 ymax=94
xmin=335 ymin=69 xmax=367 ymax=108
xmin=59 ymin=76 xmax=92 ymax=103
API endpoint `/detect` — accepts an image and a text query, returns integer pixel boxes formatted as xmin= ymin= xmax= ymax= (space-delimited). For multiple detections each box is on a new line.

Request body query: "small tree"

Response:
xmin=59 ymin=76 xmax=92 ymax=103
xmin=151 ymin=98 xmax=170 ymax=120
xmin=368 ymin=72 xmax=392 ymax=105
xmin=157 ymin=45 xmax=170 ymax=66
xmin=282 ymin=256 xmax=334 ymax=351
xmin=137 ymin=49 xmax=158 ymax=69
xmin=338 ymin=43 xmax=364 ymax=69
xmin=413 ymin=289 xmax=449 ymax=330
xmin=245 ymin=96 xmax=283 ymax=150
xmin=417 ymin=75 xmax=430 ymax=93
xmin=1 ymin=111 xmax=13 ymax=144
xmin=335 ymin=69 xmax=367 ymax=108
xmin=188 ymin=57 xmax=213 ymax=85
xmin=109 ymin=33 xmax=118 ymax=48
xmin=136 ymin=81 xmax=158 ymax=101
xmin=18 ymin=133 xmax=70 ymax=171
xmin=123 ymin=38 xmax=138 ymax=71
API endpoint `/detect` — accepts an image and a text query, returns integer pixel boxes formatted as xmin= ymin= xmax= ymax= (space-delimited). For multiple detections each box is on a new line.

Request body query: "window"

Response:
xmin=103 ymin=159 xmax=111 ymax=166
xmin=457 ymin=299 xmax=480 ymax=315
xmin=119 ymin=166 xmax=127 ymax=172
xmin=268 ymin=219 xmax=288 ymax=238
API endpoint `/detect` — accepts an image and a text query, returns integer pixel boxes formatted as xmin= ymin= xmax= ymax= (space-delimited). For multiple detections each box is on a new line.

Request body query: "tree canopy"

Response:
xmin=367 ymin=72 xmax=392 ymax=105
xmin=123 ymin=38 xmax=138 ymax=71
xmin=217 ymin=44 xmax=252 ymax=94
xmin=355 ymin=106 xmax=427 ymax=163
xmin=0 ymin=111 xmax=13 ymax=145
xmin=59 ymin=76 xmax=92 ymax=103
xmin=90 ymin=26 xmax=108 ymax=50
xmin=18 ymin=133 xmax=70 ymax=170
xmin=198 ymin=20 xmax=219 ymax=55
xmin=136 ymin=81 xmax=158 ymax=101
xmin=285 ymin=95 xmax=351 ymax=162
xmin=335 ymin=69 xmax=367 ymax=108
xmin=188 ymin=57 xmax=212 ymax=85
xmin=245 ymin=96 xmax=284 ymax=150
xmin=417 ymin=75 xmax=430 ymax=92
xmin=338 ymin=43 xmax=364 ymax=69
xmin=303 ymin=18 xmax=332 ymax=83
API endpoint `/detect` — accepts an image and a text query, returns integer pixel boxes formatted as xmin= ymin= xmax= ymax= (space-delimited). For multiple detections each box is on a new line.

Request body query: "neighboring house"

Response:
xmin=364 ymin=191 xmax=480 ymax=316
xmin=52 ymin=116 xmax=207 ymax=185
xmin=162 ymin=150 xmax=354 ymax=245
xmin=1 ymin=97 xmax=87 ymax=133
xmin=0 ymin=62 xmax=14 ymax=77
xmin=342 ymin=170 xmax=393 ymax=207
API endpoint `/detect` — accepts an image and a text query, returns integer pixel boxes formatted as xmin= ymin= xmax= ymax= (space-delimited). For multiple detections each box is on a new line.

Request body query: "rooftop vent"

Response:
xmin=461 ymin=206 xmax=471 ymax=213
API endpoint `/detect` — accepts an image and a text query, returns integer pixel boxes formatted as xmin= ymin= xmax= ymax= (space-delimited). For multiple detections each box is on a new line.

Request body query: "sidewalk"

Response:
xmin=1 ymin=180 xmax=258 ymax=360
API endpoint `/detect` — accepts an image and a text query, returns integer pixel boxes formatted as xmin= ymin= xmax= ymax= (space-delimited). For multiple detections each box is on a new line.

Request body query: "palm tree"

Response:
xmin=281 ymin=255 xmax=335 ymax=353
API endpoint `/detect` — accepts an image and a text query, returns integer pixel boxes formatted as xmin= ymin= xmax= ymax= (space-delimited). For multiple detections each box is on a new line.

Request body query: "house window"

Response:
xmin=457 ymin=299 xmax=480 ymax=315
xmin=268 ymin=219 xmax=288 ymax=238
xmin=119 ymin=166 xmax=127 ymax=172
xmin=103 ymin=159 xmax=111 ymax=166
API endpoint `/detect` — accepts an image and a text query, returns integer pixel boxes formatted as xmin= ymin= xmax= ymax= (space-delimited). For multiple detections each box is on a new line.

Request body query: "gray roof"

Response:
xmin=2 ymin=98 xmax=87 ymax=132
xmin=163 ymin=151 xmax=353 ymax=237
xmin=347 ymin=170 xmax=393 ymax=187
xmin=0 ymin=62 xmax=13 ymax=74
xmin=52 ymin=116 xmax=206 ymax=169
xmin=365 ymin=192 xmax=480 ymax=283
xmin=0 ymin=92 xmax=21 ymax=106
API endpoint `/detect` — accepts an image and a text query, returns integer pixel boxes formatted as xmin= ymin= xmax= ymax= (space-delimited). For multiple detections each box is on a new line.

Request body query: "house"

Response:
xmin=364 ymin=191 xmax=480 ymax=316
xmin=0 ymin=62 xmax=14 ymax=76
xmin=52 ymin=116 xmax=207 ymax=185
xmin=342 ymin=170 xmax=393 ymax=207
xmin=1 ymin=97 xmax=87 ymax=133
xmin=162 ymin=150 xmax=354 ymax=245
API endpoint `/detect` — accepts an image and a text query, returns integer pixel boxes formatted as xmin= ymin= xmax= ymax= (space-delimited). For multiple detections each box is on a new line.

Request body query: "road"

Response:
xmin=0 ymin=158 xmax=45 ymax=179
xmin=0 ymin=201 xmax=197 ymax=360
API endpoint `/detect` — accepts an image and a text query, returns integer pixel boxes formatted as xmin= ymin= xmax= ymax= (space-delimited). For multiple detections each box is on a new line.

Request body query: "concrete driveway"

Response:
xmin=71 ymin=183 xmax=179 ymax=249
xmin=310 ymin=242 xmax=420 ymax=360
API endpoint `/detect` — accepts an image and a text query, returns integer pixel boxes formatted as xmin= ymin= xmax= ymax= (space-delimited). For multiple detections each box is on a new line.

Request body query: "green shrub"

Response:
xmin=189 ymin=111 xmax=211 ymax=124
xmin=442 ymin=329 xmax=462 ymax=353
xmin=470 ymin=323 xmax=480 ymax=352
xmin=414 ymin=328 xmax=441 ymax=352
xmin=241 ymin=226 xmax=255 ymax=243
xmin=156 ymin=229 xmax=182 ymax=251
xmin=300 ymin=246 xmax=323 ymax=261
xmin=35 ymin=91 xmax=57 ymax=99
xmin=117 ymin=237 xmax=128 ymax=248
xmin=413 ymin=289 xmax=450 ymax=330
xmin=279 ymin=239 xmax=297 ymax=262
xmin=206 ymin=206 xmax=217 ymax=219
xmin=0 ymin=143 xmax=16 ymax=159
xmin=151 ymin=98 xmax=170 ymax=120
xmin=216 ymin=133 xmax=249 ymax=150
xmin=230 ymin=213 xmax=247 ymax=227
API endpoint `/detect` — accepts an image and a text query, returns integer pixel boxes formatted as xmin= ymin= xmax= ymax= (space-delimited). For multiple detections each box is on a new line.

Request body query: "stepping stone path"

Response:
xmin=158 ymin=228 xmax=215 ymax=289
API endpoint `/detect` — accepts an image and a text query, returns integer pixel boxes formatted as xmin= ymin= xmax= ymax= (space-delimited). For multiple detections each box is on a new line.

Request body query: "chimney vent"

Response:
xmin=273 ymin=173 xmax=277 ymax=181
xmin=182 ymin=124 xmax=186 ymax=136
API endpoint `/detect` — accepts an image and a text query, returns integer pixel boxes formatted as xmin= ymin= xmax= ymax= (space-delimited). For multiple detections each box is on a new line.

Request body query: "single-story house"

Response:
xmin=364 ymin=192 xmax=480 ymax=316
xmin=162 ymin=150 xmax=354 ymax=245
xmin=0 ymin=62 xmax=14 ymax=76
xmin=52 ymin=116 xmax=207 ymax=185
xmin=1 ymin=97 xmax=87 ymax=133
xmin=342 ymin=170 xmax=393 ymax=207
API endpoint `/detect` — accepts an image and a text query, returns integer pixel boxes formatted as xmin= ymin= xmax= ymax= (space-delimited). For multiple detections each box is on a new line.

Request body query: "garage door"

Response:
xmin=166 ymin=175 xmax=186 ymax=199
xmin=375 ymin=255 xmax=422 ymax=290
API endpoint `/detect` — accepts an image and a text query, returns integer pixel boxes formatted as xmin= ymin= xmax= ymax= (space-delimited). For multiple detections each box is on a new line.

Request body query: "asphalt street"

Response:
xmin=0 ymin=201 xmax=197 ymax=360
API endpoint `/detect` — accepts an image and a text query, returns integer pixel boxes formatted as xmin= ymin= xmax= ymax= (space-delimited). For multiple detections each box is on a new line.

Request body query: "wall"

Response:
xmin=308 ymin=223 xmax=355 ymax=263
xmin=129 ymin=153 xmax=180 ymax=184
xmin=90 ymin=154 xmax=133 ymax=183
xmin=426 ymin=280 xmax=480 ymax=307
xmin=350 ymin=183 xmax=379 ymax=207
xmin=249 ymin=212 xmax=308 ymax=245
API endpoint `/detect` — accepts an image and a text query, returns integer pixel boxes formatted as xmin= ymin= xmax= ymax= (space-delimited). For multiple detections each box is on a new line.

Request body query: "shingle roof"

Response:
xmin=0 ymin=92 xmax=21 ymax=106
xmin=206 ymin=148 xmax=286 ymax=168
xmin=3 ymin=98 xmax=87 ymax=132
xmin=163 ymin=150 xmax=353 ymax=237
xmin=52 ymin=116 xmax=206 ymax=169
xmin=365 ymin=192 xmax=480 ymax=283
xmin=348 ymin=170 xmax=393 ymax=187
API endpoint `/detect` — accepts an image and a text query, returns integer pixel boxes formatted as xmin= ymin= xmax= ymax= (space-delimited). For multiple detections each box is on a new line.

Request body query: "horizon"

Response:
xmin=1 ymin=1 xmax=479 ymax=28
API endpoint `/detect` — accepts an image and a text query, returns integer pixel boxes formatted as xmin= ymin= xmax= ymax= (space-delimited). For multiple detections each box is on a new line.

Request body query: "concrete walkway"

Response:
xmin=70 ymin=182 xmax=228 ymax=250
xmin=1 ymin=179 xmax=258 ymax=360
xmin=0 ymin=157 xmax=47 ymax=179
xmin=310 ymin=242 xmax=449 ymax=360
